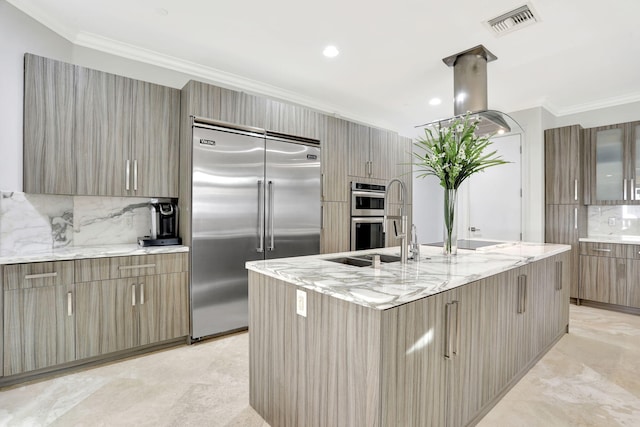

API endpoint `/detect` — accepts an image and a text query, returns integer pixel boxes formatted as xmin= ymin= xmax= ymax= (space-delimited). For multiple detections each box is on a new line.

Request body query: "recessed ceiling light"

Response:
xmin=323 ymin=45 xmax=339 ymax=58
xmin=429 ymin=98 xmax=442 ymax=106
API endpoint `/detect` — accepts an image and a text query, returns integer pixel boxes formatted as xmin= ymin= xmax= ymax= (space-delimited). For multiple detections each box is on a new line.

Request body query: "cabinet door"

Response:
xmin=588 ymin=124 xmax=626 ymax=203
xmin=544 ymin=125 xmax=583 ymax=204
xmin=446 ymin=285 xmax=487 ymax=427
xmin=75 ymin=68 xmax=133 ymax=196
xmin=348 ymin=123 xmax=371 ymax=178
xmin=629 ymin=122 xmax=640 ymax=201
xmin=131 ymin=81 xmax=180 ymax=197
xmin=23 ymin=54 xmax=76 ymax=195
xmin=545 ymin=204 xmax=584 ymax=298
xmin=76 ymin=279 xmax=137 ymax=359
xmin=3 ymin=284 xmax=75 ymax=375
xmin=138 ymin=273 xmax=189 ymax=346
xmin=370 ymin=128 xmax=393 ymax=180
xmin=579 ymin=255 xmax=627 ymax=305
xmin=265 ymin=99 xmax=321 ymax=139
xmin=321 ymin=116 xmax=349 ymax=202
xmin=320 ymin=201 xmax=350 ymax=254
xmin=626 ymin=259 xmax=640 ymax=308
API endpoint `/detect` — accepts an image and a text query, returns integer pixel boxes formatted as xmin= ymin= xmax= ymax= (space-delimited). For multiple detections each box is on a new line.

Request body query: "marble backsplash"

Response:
xmin=0 ymin=191 xmax=158 ymax=256
xmin=588 ymin=205 xmax=640 ymax=238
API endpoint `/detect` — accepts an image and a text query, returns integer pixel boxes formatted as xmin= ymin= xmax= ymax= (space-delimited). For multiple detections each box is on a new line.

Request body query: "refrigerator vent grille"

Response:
xmin=486 ymin=4 xmax=539 ymax=36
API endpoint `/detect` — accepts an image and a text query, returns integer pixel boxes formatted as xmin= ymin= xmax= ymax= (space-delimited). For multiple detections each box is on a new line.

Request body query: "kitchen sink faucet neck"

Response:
xmin=383 ymin=178 xmax=408 ymax=264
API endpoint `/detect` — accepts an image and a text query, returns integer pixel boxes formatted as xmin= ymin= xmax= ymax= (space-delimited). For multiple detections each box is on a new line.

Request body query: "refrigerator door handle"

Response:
xmin=268 ymin=181 xmax=275 ymax=251
xmin=257 ymin=180 xmax=265 ymax=253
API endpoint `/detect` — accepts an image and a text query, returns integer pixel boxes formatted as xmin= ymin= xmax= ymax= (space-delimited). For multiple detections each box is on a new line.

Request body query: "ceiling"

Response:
xmin=8 ymin=0 xmax=640 ymax=136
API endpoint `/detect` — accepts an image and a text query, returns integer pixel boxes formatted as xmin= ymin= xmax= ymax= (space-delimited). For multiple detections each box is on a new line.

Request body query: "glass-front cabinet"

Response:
xmin=589 ymin=122 xmax=640 ymax=204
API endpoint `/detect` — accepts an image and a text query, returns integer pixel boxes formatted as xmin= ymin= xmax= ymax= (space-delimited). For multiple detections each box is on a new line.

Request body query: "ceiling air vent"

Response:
xmin=486 ymin=3 xmax=539 ymax=36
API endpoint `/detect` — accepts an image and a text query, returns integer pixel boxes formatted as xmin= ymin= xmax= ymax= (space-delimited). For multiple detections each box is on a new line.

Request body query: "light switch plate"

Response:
xmin=296 ymin=289 xmax=307 ymax=317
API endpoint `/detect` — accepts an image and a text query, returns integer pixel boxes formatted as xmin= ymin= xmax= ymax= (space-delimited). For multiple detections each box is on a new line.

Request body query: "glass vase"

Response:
xmin=443 ymin=188 xmax=458 ymax=256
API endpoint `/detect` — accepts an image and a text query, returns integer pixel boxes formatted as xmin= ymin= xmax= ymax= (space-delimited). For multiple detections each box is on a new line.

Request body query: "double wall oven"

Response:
xmin=350 ymin=182 xmax=386 ymax=250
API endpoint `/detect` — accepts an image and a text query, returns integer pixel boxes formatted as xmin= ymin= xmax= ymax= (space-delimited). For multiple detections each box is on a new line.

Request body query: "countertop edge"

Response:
xmin=579 ymin=237 xmax=640 ymax=245
xmin=0 ymin=244 xmax=190 ymax=265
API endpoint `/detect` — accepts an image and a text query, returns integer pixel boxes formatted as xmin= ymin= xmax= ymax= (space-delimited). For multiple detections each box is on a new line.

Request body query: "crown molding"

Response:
xmin=550 ymin=92 xmax=640 ymax=117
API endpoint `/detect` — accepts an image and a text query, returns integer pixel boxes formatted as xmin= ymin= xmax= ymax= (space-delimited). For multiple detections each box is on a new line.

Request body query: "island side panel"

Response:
xmin=248 ymin=271 xmax=383 ymax=427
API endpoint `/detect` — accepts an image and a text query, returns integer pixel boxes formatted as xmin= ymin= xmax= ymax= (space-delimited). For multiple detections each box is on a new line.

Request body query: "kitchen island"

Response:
xmin=246 ymin=242 xmax=571 ymax=427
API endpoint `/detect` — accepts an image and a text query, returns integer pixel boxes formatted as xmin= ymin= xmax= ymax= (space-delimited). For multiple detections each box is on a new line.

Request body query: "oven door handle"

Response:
xmin=351 ymin=190 xmax=385 ymax=198
xmin=351 ymin=217 xmax=384 ymax=223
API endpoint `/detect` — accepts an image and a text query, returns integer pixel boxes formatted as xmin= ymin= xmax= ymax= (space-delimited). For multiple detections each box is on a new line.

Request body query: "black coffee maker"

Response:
xmin=138 ymin=201 xmax=182 ymax=246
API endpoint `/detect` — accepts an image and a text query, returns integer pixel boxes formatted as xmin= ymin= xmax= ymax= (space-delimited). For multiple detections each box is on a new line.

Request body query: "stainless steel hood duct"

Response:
xmin=418 ymin=44 xmax=521 ymax=136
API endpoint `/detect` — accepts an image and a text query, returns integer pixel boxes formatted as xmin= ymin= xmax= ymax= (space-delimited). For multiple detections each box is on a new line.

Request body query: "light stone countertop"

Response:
xmin=246 ymin=241 xmax=571 ymax=310
xmin=0 ymin=244 xmax=189 ymax=265
xmin=579 ymin=236 xmax=640 ymax=245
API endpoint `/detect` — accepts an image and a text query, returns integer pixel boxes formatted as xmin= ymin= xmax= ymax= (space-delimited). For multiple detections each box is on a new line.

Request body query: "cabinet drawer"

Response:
xmin=579 ymin=242 xmax=626 ymax=258
xmin=75 ymin=253 xmax=188 ymax=282
xmin=111 ymin=253 xmax=187 ymax=278
xmin=624 ymin=245 xmax=640 ymax=260
xmin=3 ymin=261 xmax=74 ymax=290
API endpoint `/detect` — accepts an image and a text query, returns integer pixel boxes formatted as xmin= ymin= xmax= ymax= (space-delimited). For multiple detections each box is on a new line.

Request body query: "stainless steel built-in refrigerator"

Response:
xmin=190 ymin=118 xmax=321 ymax=340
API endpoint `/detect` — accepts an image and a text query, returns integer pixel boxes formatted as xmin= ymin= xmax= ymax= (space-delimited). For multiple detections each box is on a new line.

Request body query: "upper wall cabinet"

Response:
xmin=23 ymin=54 xmax=76 ymax=194
xmin=182 ymin=81 xmax=266 ymax=129
xmin=23 ymin=54 xmax=180 ymax=198
xmin=587 ymin=121 xmax=640 ymax=204
xmin=265 ymin=99 xmax=321 ymax=140
xmin=544 ymin=125 xmax=585 ymax=205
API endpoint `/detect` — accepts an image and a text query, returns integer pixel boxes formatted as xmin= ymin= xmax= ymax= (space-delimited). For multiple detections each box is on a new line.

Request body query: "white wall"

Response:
xmin=0 ymin=1 xmax=72 ymax=191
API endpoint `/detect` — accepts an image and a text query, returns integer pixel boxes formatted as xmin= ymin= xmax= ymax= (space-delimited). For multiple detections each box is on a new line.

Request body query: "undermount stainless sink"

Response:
xmin=326 ymin=253 xmax=401 ymax=267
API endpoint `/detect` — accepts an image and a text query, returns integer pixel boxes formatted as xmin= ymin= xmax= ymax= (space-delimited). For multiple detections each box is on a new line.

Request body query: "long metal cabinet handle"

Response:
xmin=624 ymin=179 xmax=628 ymax=201
xmin=592 ymin=248 xmax=611 ymax=253
xmin=574 ymin=179 xmax=578 ymax=201
xmin=445 ymin=302 xmax=453 ymax=359
xmin=25 ymin=272 xmax=57 ymax=280
xmin=257 ymin=180 xmax=265 ymax=253
xmin=131 ymin=284 xmax=136 ymax=306
xmin=118 ymin=264 xmax=156 ymax=270
xmin=321 ymin=205 xmax=324 ymax=230
xmin=444 ymin=301 xmax=460 ymax=359
xmin=632 ymin=179 xmax=636 ymax=200
xmin=126 ymin=160 xmax=130 ymax=191
xmin=574 ymin=208 xmax=578 ymax=230
xmin=321 ymin=173 xmax=325 ymax=200
xmin=517 ymin=274 xmax=527 ymax=313
xmin=268 ymin=181 xmax=275 ymax=251
xmin=133 ymin=160 xmax=138 ymax=191
xmin=140 ymin=283 xmax=145 ymax=305
xmin=452 ymin=301 xmax=460 ymax=357
xmin=555 ymin=261 xmax=563 ymax=291
xmin=67 ymin=291 xmax=73 ymax=317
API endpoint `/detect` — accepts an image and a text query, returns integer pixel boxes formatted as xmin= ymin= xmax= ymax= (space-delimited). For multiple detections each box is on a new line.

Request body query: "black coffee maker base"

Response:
xmin=138 ymin=237 xmax=183 ymax=247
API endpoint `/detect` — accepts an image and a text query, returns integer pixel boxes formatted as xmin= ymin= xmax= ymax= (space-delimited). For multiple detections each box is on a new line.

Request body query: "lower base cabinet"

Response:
xmin=76 ymin=272 xmax=188 ymax=359
xmin=3 ymin=261 xmax=75 ymax=376
xmin=2 ymin=253 xmax=188 ymax=379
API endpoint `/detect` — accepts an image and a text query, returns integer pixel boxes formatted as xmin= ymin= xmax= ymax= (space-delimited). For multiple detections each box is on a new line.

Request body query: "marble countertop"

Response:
xmin=246 ymin=241 xmax=571 ymax=310
xmin=0 ymin=244 xmax=189 ymax=265
xmin=579 ymin=236 xmax=640 ymax=245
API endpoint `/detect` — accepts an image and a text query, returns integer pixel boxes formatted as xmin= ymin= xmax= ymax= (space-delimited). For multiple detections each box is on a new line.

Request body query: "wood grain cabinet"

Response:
xmin=544 ymin=125 xmax=587 ymax=299
xmin=321 ymin=116 xmax=350 ymax=202
xmin=23 ymin=54 xmax=76 ymax=195
xmin=75 ymin=67 xmax=180 ymax=197
xmin=577 ymin=241 xmax=640 ymax=308
xmin=23 ymin=53 xmax=180 ymax=197
xmin=249 ymin=252 xmax=569 ymax=427
xmin=348 ymin=124 xmax=402 ymax=182
xmin=3 ymin=261 xmax=76 ymax=376
xmin=75 ymin=253 xmax=188 ymax=359
xmin=586 ymin=121 xmax=640 ymax=204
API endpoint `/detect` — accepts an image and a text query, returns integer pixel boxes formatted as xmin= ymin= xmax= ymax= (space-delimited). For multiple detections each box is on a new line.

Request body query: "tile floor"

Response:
xmin=0 ymin=304 xmax=638 ymax=426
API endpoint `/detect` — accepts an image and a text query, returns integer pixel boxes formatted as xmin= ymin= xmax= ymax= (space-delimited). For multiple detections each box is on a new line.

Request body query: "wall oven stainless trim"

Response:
xmin=350 ymin=184 xmax=386 ymax=217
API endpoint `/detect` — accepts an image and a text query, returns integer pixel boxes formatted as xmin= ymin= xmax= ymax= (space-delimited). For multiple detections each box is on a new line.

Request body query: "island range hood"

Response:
xmin=419 ymin=44 xmax=521 ymax=136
